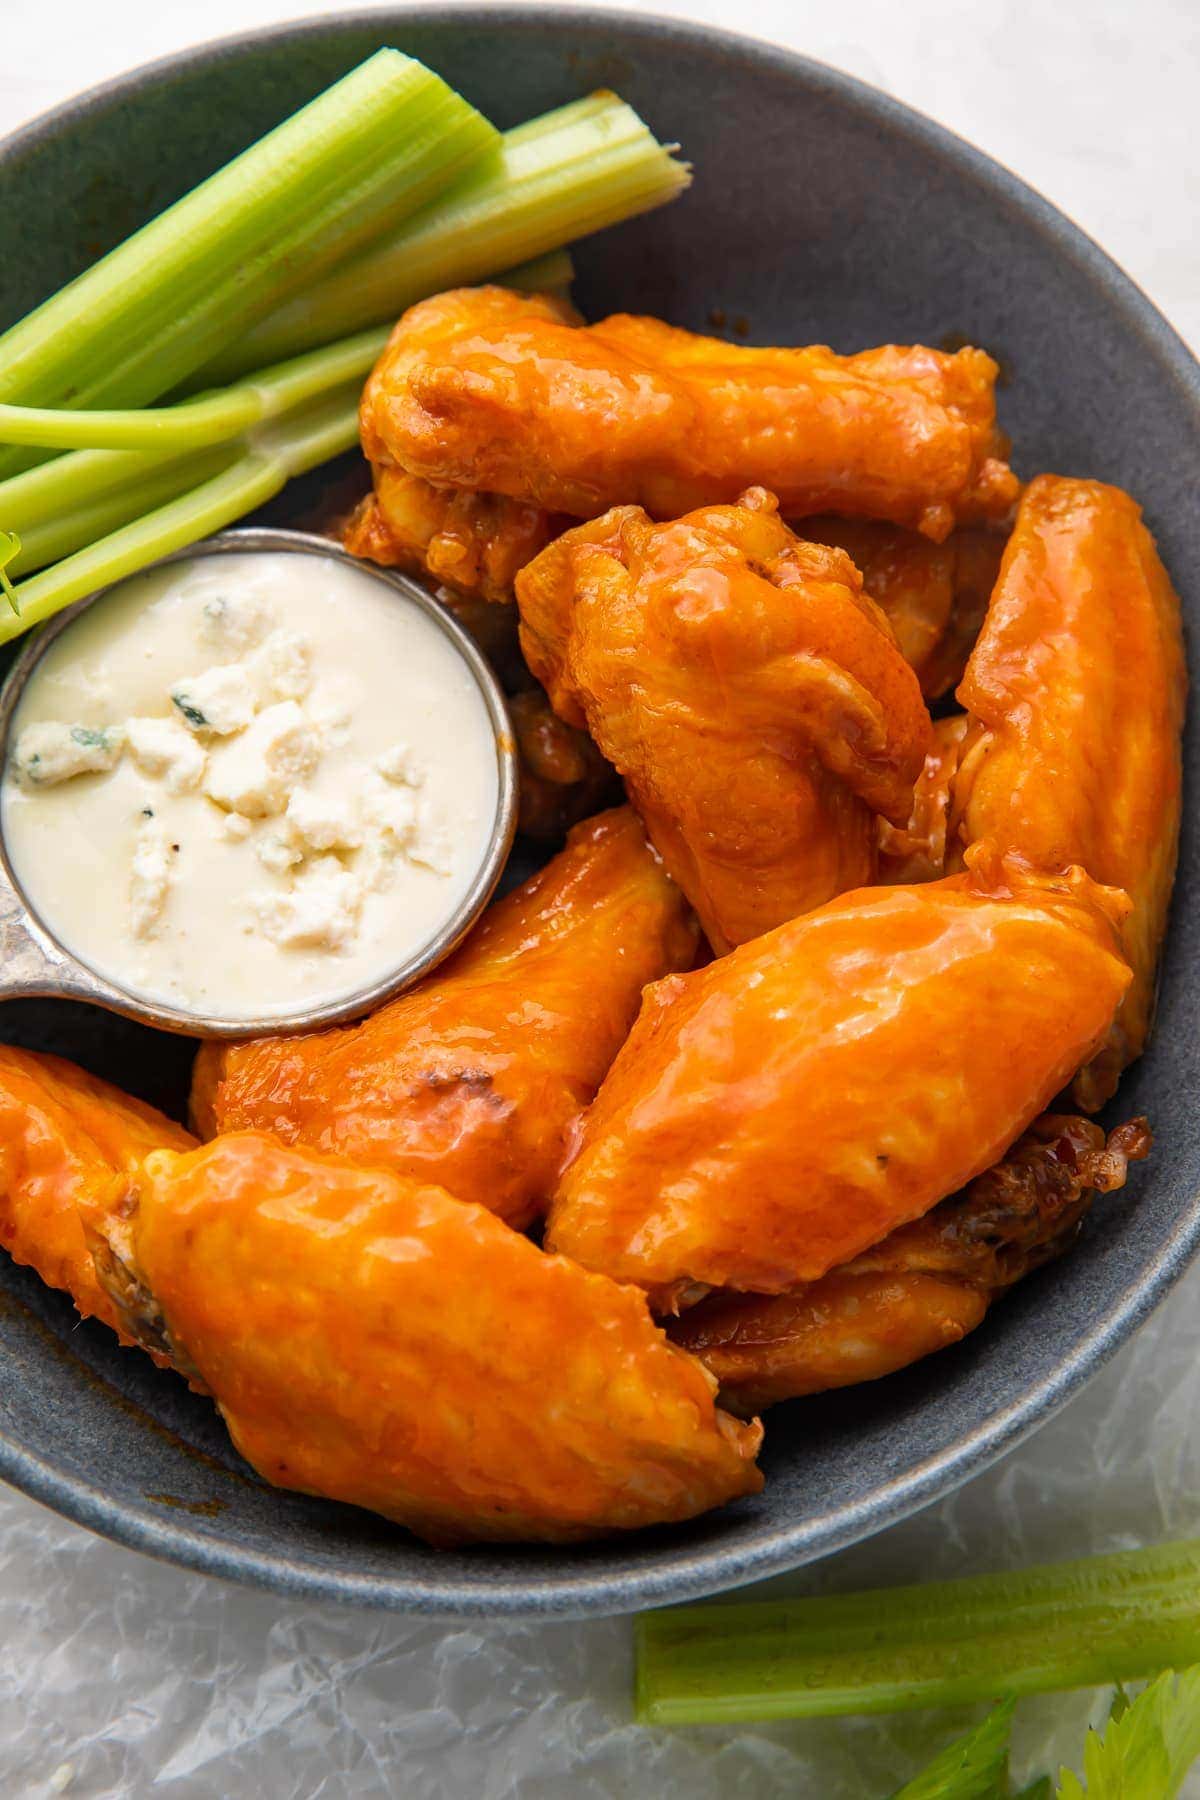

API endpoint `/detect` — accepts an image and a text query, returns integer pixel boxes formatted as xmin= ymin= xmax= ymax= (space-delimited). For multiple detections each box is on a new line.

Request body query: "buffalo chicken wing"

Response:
xmin=952 ymin=475 xmax=1186 ymax=1106
xmin=546 ymin=857 xmax=1131 ymax=1309
xmin=360 ymin=287 xmax=1018 ymax=540
xmin=95 ymin=1134 xmax=762 ymax=1546
xmin=516 ymin=488 xmax=932 ymax=950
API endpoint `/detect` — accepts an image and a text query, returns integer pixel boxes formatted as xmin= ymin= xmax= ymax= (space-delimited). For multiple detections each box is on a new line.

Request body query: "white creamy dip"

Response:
xmin=1 ymin=550 xmax=501 ymax=1020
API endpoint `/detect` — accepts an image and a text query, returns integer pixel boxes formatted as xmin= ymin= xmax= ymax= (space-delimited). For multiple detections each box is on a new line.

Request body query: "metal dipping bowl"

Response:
xmin=0 ymin=527 xmax=519 ymax=1038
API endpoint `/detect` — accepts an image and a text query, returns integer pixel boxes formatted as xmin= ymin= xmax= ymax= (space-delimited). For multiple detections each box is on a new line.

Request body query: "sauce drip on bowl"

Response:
xmin=1 ymin=550 xmax=501 ymax=1020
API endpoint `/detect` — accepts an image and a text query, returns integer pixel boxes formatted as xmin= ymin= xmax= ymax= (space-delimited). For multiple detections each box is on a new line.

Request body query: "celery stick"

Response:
xmin=196 ymin=93 xmax=688 ymax=381
xmin=0 ymin=444 xmax=220 ymax=538
xmin=635 ymin=1540 xmax=1200 ymax=1725
xmin=0 ymin=50 xmax=496 ymax=478
xmin=9 ymin=446 xmax=238 ymax=575
xmin=0 ymin=326 xmax=389 ymax=453
xmin=0 ymin=387 xmax=359 ymax=641
xmin=0 ymin=394 xmax=262 ymax=453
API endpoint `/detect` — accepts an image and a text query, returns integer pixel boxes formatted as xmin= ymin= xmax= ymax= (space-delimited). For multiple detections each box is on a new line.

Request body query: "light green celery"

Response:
xmin=0 ymin=50 xmax=496 ymax=477
xmin=634 ymin=1540 xmax=1200 ymax=1724
xmin=196 ymin=93 xmax=689 ymax=381
xmin=9 ymin=446 xmax=238 ymax=575
xmin=0 ymin=387 xmax=359 ymax=642
xmin=0 ymin=443 xmax=223 ymax=541
xmin=0 ymin=326 xmax=389 ymax=453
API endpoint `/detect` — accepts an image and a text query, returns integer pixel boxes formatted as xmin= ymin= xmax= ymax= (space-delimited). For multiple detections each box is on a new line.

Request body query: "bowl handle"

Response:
xmin=0 ymin=862 xmax=121 ymax=1008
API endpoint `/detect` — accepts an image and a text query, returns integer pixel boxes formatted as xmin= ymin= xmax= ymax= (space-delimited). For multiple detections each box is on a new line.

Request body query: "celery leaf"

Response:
xmin=891 ymin=1698 xmax=1014 ymax=1798
xmin=1056 ymin=1667 xmax=1200 ymax=1798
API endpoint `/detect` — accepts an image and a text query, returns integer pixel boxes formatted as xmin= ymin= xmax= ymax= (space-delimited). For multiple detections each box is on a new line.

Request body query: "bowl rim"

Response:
xmin=1 ymin=3 xmax=1198 ymax=1619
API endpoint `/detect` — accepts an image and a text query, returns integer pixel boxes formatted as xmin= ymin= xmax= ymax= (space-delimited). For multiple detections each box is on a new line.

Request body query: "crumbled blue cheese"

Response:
xmin=253 ymin=853 xmax=361 ymax=951
xmin=375 ymin=742 xmax=423 ymax=787
xmin=203 ymin=701 xmax=321 ymax=818
xmin=126 ymin=716 xmax=206 ymax=794
xmin=284 ymin=785 xmax=363 ymax=854
xmin=200 ymin=591 xmax=275 ymax=656
xmin=362 ymin=774 xmax=418 ymax=847
xmin=171 ymin=663 xmax=258 ymax=736
xmin=130 ymin=815 xmax=172 ymax=938
xmin=11 ymin=722 xmax=125 ymax=786
xmin=255 ymin=826 xmax=305 ymax=875
xmin=409 ymin=796 xmax=455 ymax=877
xmin=253 ymin=629 xmax=313 ymax=704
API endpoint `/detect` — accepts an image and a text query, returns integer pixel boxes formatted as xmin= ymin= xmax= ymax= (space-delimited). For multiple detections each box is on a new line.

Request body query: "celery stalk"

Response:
xmin=9 ymin=446 xmax=238 ymax=575
xmin=0 ymin=50 xmax=496 ymax=477
xmin=0 ymin=326 xmax=389 ymax=453
xmin=635 ymin=1540 xmax=1200 ymax=1725
xmin=0 ymin=444 xmax=225 ymax=539
xmin=195 ymin=93 xmax=689 ymax=381
xmin=0 ymin=386 xmax=359 ymax=641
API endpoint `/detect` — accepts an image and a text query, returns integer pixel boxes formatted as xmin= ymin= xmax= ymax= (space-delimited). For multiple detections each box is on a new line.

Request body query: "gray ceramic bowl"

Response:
xmin=0 ymin=7 xmax=1195 ymax=1619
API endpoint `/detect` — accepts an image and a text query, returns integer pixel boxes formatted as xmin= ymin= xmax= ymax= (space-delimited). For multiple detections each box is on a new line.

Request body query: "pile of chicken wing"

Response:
xmin=0 ymin=286 xmax=1182 ymax=1547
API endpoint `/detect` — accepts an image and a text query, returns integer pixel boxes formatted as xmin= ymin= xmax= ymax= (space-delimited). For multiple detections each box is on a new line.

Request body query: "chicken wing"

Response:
xmin=360 ymin=287 xmax=1018 ymax=540
xmin=804 ymin=517 xmax=1006 ymax=698
xmin=509 ymin=687 xmax=620 ymax=840
xmin=93 ymin=1133 xmax=762 ymax=1546
xmin=0 ymin=1044 xmax=194 ymax=1342
xmin=190 ymin=807 xmax=698 ymax=1229
xmin=516 ymin=488 xmax=932 ymax=951
xmin=670 ymin=1115 xmax=1151 ymax=1412
xmin=545 ymin=856 xmax=1131 ymax=1309
xmin=342 ymin=463 xmax=561 ymax=606
xmin=952 ymin=475 xmax=1186 ymax=1107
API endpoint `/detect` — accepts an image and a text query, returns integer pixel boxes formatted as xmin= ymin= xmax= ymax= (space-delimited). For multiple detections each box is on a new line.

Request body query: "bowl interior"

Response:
xmin=0 ymin=6 xmax=1196 ymax=1617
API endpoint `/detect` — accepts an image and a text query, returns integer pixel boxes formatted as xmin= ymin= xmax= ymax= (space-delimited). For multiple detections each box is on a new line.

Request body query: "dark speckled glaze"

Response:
xmin=0 ymin=7 xmax=1196 ymax=1619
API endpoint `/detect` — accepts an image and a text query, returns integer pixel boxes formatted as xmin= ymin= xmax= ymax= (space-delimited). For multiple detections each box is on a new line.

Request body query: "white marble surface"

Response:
xmin=1 ymin=4 xmax=1199 ymax=1796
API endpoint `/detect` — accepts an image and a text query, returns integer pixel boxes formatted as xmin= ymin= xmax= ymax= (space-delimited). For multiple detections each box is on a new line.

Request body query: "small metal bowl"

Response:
xmin=0 ymin=527 xmax=518 ymax=1038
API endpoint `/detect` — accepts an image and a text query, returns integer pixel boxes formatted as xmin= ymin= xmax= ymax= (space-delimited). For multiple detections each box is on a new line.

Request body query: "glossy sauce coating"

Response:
xmin=546 ymin=861 xmax=1131 ymax=1307
xmin=508 ymin=688 xmax=619 ymax=840
xmin=516 ymin=490 xmax=931 ymax=950
xmin=360 ymin=287 xmax=1018 ymax=539
xmin=670 ymin=1115 xmax=1150 ymax=1412
xmin=111 ymin=1134 xmax=762 ymax=1546
xmin=0 ymin=1044 xmax=194 ymax=1341
xmin=879 ymin=714 xmax=970 ymax=884
xmin=953 ymin=475 xmax=1186 ymax=1106
xmin=804 ymin=517 xmax=1006 ymax=697
xmin=343 ymin=464 xmax=561 ymax=605
xmin=191 ymin=807 xmax=699 ymax=1228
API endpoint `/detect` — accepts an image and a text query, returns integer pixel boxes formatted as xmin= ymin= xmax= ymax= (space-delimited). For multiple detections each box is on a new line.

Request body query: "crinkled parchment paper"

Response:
xmin=3 ymin=1252 xmax=1200 ymax=1798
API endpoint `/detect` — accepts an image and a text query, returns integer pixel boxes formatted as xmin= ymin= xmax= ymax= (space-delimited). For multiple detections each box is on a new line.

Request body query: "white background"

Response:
xmin=1 ymin=3 xmax=1199 ymax=1796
